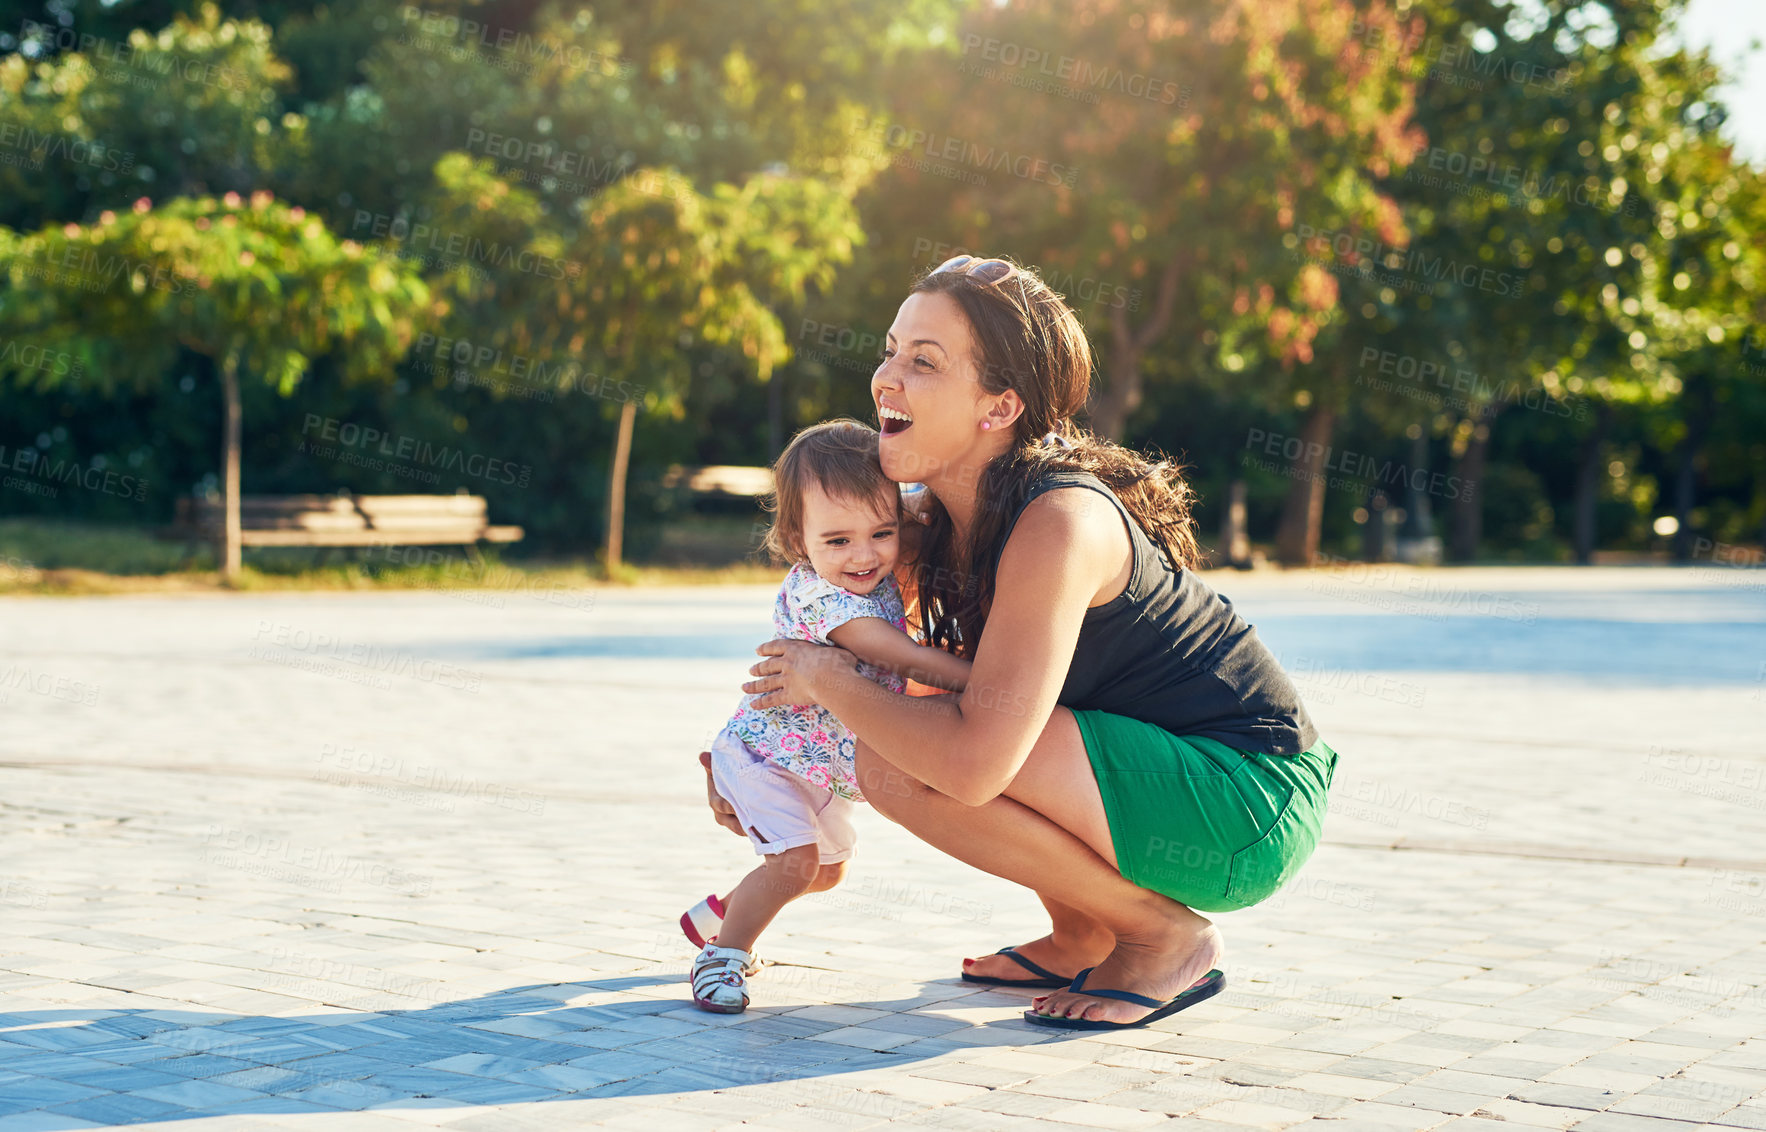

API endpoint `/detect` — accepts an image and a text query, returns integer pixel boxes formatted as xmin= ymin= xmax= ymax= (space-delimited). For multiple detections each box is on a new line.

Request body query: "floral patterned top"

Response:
xmin=727 ymin=562 xmax=907 ymax=802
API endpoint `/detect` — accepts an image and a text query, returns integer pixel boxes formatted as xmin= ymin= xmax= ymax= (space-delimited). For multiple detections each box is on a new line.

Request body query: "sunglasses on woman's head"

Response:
xmin=930 ymin=254 xmax=1019 ymax=286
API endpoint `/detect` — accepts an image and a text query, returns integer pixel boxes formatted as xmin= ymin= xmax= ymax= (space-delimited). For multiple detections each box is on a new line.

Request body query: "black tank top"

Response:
xmin=990 ymin=468 xmax=1318 ymax=756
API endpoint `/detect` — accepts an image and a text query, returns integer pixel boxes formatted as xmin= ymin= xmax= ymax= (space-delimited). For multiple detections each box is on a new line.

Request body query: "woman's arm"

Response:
xmin=827 ymin=618 xmax=972 ymax=691
xmin=747 ymin=488 xmax=1127 ymax=807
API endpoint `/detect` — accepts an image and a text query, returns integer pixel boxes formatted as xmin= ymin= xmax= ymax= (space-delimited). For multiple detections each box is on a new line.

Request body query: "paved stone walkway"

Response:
xmin=1 ymin=565 xmax=1763 ymax=1130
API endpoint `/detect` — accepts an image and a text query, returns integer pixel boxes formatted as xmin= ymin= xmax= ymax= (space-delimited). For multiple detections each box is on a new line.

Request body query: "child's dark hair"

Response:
xmin=761 ymin=419 xmax=898 ymax=565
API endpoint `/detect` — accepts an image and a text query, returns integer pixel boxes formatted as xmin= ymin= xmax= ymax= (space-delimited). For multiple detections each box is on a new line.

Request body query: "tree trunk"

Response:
xmin=1089 ymin=347 xmax=1142 ymax=441
xmin=1670 ymin=378 xmax=1711 ymax=562
xmin=1448 ymin=408 xmax=1496 ymax=562
xmin=1220 ymin=478 xmax=1250 ymax=568
xmin=1362 ymin=488 xmax=1388 ymax=563
xmin=219 ymin=348 xmax=243 ymax=583
xmin=1274 ymin=402 xmax=1336 ymax=566
xmin=1402 ymin=426 xmax=1433 ymax=541
xmin=1089 ymin=256 xmax=1185 ymax=441
xmin=1395 ymin=423 xmax=1442 ymax=565
xmin=1572 ymin=404 xmax=1612 ymax=565
xmin=767 ymin=368 xmax=784 ymax=458
xmin=605 ymin=397 xmax=637 ymax=570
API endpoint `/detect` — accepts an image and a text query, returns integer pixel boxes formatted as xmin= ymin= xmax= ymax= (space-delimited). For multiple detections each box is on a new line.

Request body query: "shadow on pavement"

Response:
xmin=0 ymin=974 xmax=1039 ymax=1123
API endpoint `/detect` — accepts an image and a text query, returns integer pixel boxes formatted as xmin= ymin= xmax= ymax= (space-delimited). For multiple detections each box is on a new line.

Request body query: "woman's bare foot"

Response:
xmin=1029 ymin=913 xmax=1224 ymax=1025
xmin=962 ymin=928 xmax=1113 ymax=983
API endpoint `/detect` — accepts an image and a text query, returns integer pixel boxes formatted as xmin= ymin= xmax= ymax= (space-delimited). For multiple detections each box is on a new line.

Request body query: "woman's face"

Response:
xmin=870 ymin=290 xmax=1009 ymax=489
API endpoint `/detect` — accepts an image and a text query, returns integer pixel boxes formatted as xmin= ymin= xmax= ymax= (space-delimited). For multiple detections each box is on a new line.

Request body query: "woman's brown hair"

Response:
xmin=908 ymin=257 xmax=1200 ymax=657
xmin=761 ymin=418 xmax=898 ymax=566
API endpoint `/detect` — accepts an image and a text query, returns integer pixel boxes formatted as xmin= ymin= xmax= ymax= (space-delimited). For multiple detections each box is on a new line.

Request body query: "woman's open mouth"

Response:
xmin=879 ymin=403 xmax=913 ymax=436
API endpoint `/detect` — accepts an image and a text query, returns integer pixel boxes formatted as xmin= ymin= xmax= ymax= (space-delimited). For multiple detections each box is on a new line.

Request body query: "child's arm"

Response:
xmin=827 ymin=618 xmax=972 ymax=692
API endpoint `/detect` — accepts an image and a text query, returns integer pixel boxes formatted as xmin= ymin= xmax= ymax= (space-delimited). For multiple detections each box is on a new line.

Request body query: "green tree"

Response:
xmin=1528 ymin=15 xmax=1744 ymax=562
xmin=410 ymin=152 xmax=860 ymax=567
xmin=279 ymin=0 xmax=900 ymax=565
xmin=0 ymin=5 xmax=301 ymax=228
xmin=1626 ymin=142 xmax=1765 ymax=559
xmin=1308 ymin=0 xmax=1599 ymax=563
xmin=0 ymin=192 xmax=432 ymax=578
xmin=1294 ymin=0 xmax=1758 ymax=562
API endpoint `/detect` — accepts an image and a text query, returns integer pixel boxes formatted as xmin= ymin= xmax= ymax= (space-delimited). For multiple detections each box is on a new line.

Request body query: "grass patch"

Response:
xmin=0 ymin=518 xmax=784 ymax=595
xmin=0 ymin=517 xmax=203 ymax=575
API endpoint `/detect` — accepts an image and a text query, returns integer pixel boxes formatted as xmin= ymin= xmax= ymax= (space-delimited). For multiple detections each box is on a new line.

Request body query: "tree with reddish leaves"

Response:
xmin=850 ymin=0 xmax=1426 ymax=563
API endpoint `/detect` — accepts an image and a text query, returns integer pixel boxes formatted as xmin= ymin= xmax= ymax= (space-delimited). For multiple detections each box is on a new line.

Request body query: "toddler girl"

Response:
xmin=682 ymin=419 xmax=971 ymax=1013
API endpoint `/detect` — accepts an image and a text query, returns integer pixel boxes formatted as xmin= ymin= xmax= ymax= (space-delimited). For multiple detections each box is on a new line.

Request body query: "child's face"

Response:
xmin=799 ymin=481 xmax=900 ymax=596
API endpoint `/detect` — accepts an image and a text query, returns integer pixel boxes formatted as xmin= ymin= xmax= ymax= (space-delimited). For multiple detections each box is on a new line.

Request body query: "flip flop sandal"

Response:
xmin=1024 ymin=967 xmax=1226 ymax=1030
xmin=959 ymin=945 xmax=1075 ymax=989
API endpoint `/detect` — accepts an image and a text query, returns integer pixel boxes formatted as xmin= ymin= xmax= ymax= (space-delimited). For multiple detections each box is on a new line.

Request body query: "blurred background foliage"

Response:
xmin=0 ymin=0 xmax=1760 ymax=569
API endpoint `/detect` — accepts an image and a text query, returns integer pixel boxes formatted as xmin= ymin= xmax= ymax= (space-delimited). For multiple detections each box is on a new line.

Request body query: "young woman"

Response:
xmin=726 ymin=255 xmax=1337 ymax=1030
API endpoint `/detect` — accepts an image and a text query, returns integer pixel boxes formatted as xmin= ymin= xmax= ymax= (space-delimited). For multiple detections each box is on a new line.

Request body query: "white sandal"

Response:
xmin=680 ymin=893 xmax=726 ymax=947
xmin=680 ymin=895 xmax=760 ymax=974
xmin=691 ymin=943 xmax=753 ymax=1013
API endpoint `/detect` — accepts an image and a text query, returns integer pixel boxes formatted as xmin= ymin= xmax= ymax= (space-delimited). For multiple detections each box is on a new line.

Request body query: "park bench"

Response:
xmin=659 ymin=464 xmax=774 ymax=499
xmin=164 ymin=493 xmax=523 ymax=561
xmin=654 ymin=465 xmax=774 ymax=564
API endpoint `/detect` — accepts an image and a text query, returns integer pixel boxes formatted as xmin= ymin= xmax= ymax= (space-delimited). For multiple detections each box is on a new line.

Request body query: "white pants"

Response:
xmin=709 ymin=726 xmax=857 ymax=864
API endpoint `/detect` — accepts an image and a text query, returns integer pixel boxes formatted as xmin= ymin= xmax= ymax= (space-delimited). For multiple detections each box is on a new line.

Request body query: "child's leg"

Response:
xmin=701 ymin=728 xmax=855 ymax=951
xmin=713 ymin=843 xmax=822 ymax=953
xmin=684 ymin=863 xmax=838 ymax=948
xmin=702 ymin=858 xmax=842 ymax=924
xmin=702 ymin=862 xmax=837 ymax=923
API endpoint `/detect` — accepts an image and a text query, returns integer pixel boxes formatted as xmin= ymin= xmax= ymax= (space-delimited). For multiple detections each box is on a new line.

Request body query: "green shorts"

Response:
xmin=1072 ymin=709 xmax=1338 ymax=913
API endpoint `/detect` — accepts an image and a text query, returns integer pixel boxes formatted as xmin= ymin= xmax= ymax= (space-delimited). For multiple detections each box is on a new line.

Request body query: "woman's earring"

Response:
xmin=981 ymin=421 xmax=991 ymax=430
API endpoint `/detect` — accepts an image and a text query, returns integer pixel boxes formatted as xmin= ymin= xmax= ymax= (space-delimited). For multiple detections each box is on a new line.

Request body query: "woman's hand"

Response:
xmin=744 ymin=638 xmax=858 ymax=709
xmin=901 ymin=482 xmax=932 ymax=524
xmin=700 ymin=751 xmax=745 ymax=837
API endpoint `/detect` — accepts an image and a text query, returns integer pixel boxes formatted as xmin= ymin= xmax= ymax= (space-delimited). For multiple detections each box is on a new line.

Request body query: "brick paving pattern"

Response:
xmin=1 ymin=566 xmax=1762 ymax=1129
